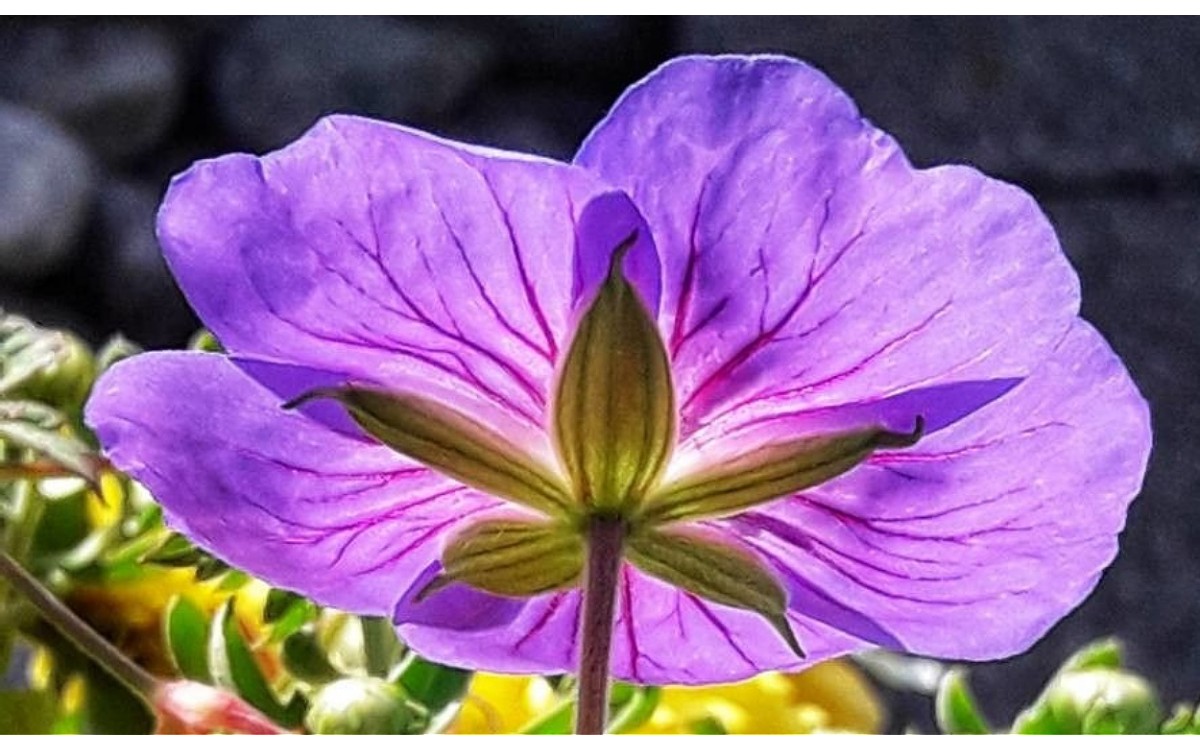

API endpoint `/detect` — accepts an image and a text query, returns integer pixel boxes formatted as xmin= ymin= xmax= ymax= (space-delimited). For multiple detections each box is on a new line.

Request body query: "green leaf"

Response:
xmin=208 ymin=599 xmax=299 ymax=727
xmin=263 ymin=588 xmax=305 ymax=623
xmin=519 ymin=699 xmax=574 ymax=734
xmin=193 ymin=555 xmax=231 ymax=581
xmin=393 ymin=652 xmax=472 ymax=717
xmin=282 ymin=629 xmax=342 ymax=683
xmin=1161 ymin=704 xmax=1200 ymax=735
xmin=690 ymin=716 xmax=728 ymax=734
xmin=607 ymin=685 xmax=661 ymax=734
xmin=935 ymin=669 xmax=990 ymax=734
xmin=142 ymin=532 xmax=203 ymax=567
xmin=0 ymin=420 xmax=101 ymax=483
xmin=164 ymin=594 xmax=212 ymax=682
xmin=288 ymin=387 xmax=572 ymax=518
xmin=553 ymin=234 xmax=674 ymax=512
xmin=641 ymin=420 xmax=923 ymax=525
xmin=0 ymin=399 xmax=64 ymax=428
xmin=216 ymin=569 xmax=252 ymax=592
xmin=0 ymin=320 xmax=65 ymax=395
xmin=361 ymin=616 xmax=402 ymax=678
xmin=626 ymin=526 xmax=803 ymax=658
xmin=430 ymin=518 xmax=583 ymax=598
xmin=0 ymin=690 xmax=58 ymax=734
xmin=263 ymin=590 xmax=319 ymax=644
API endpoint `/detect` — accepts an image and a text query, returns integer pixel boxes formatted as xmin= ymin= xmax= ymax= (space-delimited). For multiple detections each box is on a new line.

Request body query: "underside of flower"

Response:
xmin=86 ymin=54 xmax=1152 ymax=688
xmin=290 ymin=230 xmax=925 ymax=660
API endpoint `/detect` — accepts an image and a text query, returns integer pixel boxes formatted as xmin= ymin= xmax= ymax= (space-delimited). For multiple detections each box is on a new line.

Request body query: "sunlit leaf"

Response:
xmin=0 ymin=420 xmax=101 ymax=483
xmin=935 ymin=669 xmax=989 ymax=734
xmin=394 ymin=652 xmax=472 ymax=718
xmin=164 ymin=595 xmax=211 ymax=683
xmin=282 ymin=630 xmax=341 ymax=683
xmin=208 ymin=599 xmax=299 ymax=727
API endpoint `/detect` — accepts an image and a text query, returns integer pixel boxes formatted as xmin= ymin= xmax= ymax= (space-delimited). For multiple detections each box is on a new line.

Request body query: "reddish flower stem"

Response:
xmin=575 ymin=514 xmax=625 ymax=735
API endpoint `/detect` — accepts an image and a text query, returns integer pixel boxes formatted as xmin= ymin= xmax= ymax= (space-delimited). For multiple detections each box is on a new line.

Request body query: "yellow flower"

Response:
xmin=449 ymin=673 xmax=560 ymax=733
xmin=449 ymin=660 xmax=884 ymax=734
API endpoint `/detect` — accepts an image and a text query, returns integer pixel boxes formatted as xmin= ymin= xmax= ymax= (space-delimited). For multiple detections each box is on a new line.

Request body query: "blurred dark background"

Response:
xmin=0 ymin=16 xmax=1197 ymax=730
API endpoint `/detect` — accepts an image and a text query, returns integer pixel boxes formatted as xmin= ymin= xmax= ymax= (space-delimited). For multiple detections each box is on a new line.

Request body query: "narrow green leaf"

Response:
xmin=208 ymin=599 xmax=294 ymax=726
xmin=360 ymin=615 xmax=402 ymax=678
xmin=432 ymin=518 xmax=583 ymax=598
xmin=1161 ymin=704 xmax=1200 ymax=735
xmin=0 ymin=420 xmax=101 ymax=483
xmin=263 ymin=588 xmax=304 ymax=623
xmin=216 ymin=569 xmax=252 ymax=592
xmin=164 ymin=594 xmax=212 ymax=682
xmin=935 ymin=669 xmax=990 ymax=734
xmin=142 ymin=532 xmax=202 ymax=567
xmin=193 ymin=556 xmax=231 ymax=581
xmin=263 ymin=588 xmax=320 ymax=644
xmin=393 ymin=652 xmax=472 ymax=717
xmin=608 ymin=685 xmax=661 ymax=734
xmin=282 ymin=630 xmax=342 ymax=683
xmin=0 ymin=323 xmax=63 ymax=394
xmin=0 ymin=399 xmax=63 ymax=428
xmin=641 ymin=420 xmax=923 ymax=524
xmin=519 ymin=699 xmax=574 ymax=734
xmin=266 ymin=597 xmax=319 ymax=644
xmin=626 ymin=527 xmax=803 ymax=658
xmin=553 ymin=235 xmax=674 ymax=513
xmin=288 ymin=387 xmax=573 ymax=518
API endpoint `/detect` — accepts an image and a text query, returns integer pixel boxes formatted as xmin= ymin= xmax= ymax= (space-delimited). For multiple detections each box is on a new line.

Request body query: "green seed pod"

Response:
xmin=10 ymin=330 xmax=95 ymax=411
xmin=1014 ymin=667 xmax=1161 ymax=735
xmin=305 ymin=677 xmax=428 ymax=735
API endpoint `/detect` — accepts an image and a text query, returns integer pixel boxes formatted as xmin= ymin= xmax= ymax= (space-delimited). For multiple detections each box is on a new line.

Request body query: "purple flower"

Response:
xmin=86 ymin=55 xmax=1151 ymax=685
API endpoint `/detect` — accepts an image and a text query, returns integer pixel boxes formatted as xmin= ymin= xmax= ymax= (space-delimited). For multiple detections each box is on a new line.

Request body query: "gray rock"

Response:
xmin=0 ymin=21 xmax=183 ymax=164
xmin=91 ymin=178 xmax=196 ymax=348
xmin=212 ymin=17 xmax=496 ymax=152
xmin=678 ymin=17 xmax=1200 ymax=184
xmin=444 ymin=85 xmax=610 ymax=162
xmin=0 ymin=102 xmax=94 ymax=282
xmin=955 ymin=195 xmax=1200 ymax=722
xmin=480 ymin=16 xmax=654 ymax=80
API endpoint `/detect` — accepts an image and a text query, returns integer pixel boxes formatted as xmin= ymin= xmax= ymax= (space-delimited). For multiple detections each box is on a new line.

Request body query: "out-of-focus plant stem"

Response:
xmin=0 ymin=548 xmax=158 ymax=697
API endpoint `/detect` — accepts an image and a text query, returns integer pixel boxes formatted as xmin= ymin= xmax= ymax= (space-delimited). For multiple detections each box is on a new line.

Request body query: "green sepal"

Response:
xmin=288 ymin=387 xmax=573 ymax=518
xmin=428 ymin=517 xmax=584 ymax=598
xmin=640 ymin=419 xmax=923 ymax=524
xmin=626 ymin=526 xmax=803 ymax=658
xmin=553 ymin=236 xmax=675 ymax=513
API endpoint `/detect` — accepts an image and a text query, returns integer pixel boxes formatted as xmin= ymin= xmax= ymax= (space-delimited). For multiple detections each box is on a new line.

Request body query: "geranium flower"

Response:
xmin=86 ymin=55 xmax=1151 ymax=686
